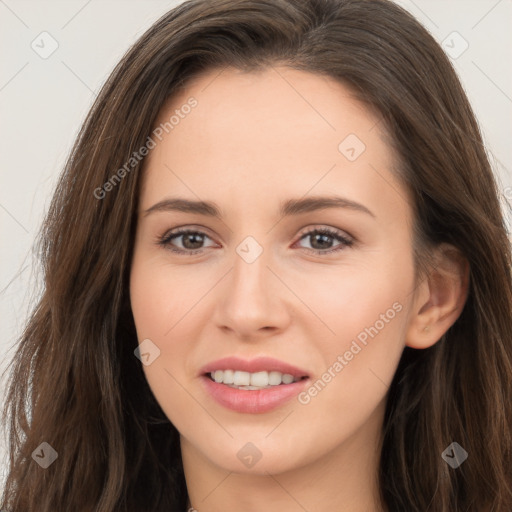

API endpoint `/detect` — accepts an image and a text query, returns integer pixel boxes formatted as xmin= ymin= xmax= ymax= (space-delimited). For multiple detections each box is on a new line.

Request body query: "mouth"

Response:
xmin=205 ymin=369 xmax=309 ymax=390
xmin=199 ymin=356 xmax=311 ymax=413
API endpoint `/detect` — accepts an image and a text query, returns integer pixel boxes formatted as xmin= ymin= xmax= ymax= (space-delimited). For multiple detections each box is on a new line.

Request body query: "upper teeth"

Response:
xmin=210 ymin=370 xmax=300 ymax=387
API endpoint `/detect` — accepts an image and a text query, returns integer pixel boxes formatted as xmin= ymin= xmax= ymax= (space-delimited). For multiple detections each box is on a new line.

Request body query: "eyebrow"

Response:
xmin=143 ymin=195 xmax=375 ymax=219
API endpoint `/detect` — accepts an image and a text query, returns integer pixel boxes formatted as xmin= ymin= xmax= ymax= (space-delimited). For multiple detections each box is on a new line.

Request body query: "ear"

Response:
xmin=406 ymin=243 xmax=469 ymax=349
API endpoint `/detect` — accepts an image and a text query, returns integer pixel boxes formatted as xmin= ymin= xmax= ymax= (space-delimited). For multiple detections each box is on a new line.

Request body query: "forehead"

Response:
xmin=140 ymin=66 xmax=410 ymax=227
xmin=155 ymin=65 xmax=381 ymax=151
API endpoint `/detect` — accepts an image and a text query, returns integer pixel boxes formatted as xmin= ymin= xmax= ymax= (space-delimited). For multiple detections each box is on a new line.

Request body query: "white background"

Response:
xmin=1 ymin=0 xmax=511 ymax=489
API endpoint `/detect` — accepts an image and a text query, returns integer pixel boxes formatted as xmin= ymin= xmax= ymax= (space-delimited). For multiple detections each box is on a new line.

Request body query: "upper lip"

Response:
xmin=200 ymin=356 xmax=310 ymax=379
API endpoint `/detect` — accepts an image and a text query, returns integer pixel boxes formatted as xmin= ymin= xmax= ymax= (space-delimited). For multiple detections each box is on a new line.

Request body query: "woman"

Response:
xmin=2 ymin=0 xmax=511 ymax=510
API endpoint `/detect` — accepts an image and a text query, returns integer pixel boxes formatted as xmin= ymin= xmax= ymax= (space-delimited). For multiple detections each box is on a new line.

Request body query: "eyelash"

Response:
xmin=156 ymin=226 xmax=354 ymax=256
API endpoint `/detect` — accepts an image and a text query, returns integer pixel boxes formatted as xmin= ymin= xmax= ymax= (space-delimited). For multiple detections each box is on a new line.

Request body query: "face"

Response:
xmin=130 ymin=66 xmax=418 ymax=477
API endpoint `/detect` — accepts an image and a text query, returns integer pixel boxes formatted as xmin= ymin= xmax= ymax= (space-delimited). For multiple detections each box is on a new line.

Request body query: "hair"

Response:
xmin=1 ymin=0 xmax=511 ymax=510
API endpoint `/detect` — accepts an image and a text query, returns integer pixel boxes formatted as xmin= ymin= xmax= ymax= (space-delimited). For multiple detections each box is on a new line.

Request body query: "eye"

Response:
xmin=156 ymin=226 xmax=354 ymax=256
xmin=294 ymin=226 xmax=354 ymax=255
xmin=157 ymin=228 xmax=218 ymax=255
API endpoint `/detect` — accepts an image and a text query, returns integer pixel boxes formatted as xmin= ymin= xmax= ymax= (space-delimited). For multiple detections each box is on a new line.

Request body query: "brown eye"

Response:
xmin=295 ymin=227 xmax=354 ymax=255
xmin=158 ymin=229 xmax=217 ymax=255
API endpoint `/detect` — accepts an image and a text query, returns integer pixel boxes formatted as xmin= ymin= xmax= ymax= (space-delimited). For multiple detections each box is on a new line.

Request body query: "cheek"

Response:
xmin=291 ymin=246 xmax=411 ymax=348
xmin=129 ymin=256 xmax=210 ymax=425
xmin=294 ymin=259 xmax=412 ymax=431
xmin=130 ymin=255 xmax=204 ymax=338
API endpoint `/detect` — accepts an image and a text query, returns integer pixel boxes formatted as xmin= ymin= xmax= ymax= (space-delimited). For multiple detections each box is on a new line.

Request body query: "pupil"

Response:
xmin=184 ymin=233 xmax=203 ymax=249
xmin=312 ymin=233 xmax=331 ymax=249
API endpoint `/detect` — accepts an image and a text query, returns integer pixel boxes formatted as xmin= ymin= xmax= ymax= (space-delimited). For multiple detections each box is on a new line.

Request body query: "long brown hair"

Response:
xmin=2 ymin=0 xmax=511 ymax=510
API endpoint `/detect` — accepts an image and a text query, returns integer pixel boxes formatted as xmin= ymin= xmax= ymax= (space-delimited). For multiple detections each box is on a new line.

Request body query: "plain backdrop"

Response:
xmin=1 ymin=0 xmax=511 ymax=490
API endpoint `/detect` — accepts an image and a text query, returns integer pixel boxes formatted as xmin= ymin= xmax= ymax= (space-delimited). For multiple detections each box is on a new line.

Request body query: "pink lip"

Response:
xmin=199 ymin=356 xmax=311 ymax=414
xmin=200 ymin=376 xmax=310 ymax=414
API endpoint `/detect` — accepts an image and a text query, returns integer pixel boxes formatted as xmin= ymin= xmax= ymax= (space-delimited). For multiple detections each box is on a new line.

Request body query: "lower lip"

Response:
xmin=200 ymin=375 xmax=310 ymax=414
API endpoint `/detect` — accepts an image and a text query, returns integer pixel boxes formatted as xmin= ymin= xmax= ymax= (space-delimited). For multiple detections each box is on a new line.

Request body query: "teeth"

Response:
xmin=250 ymin=371 xmax=268 ymax=387
xmin=282 ymin=373 xmax=294 ymax=384
xmin=233 ymin=370 xmax=251 ymax=386
xmin=268 ymin=371 xmax=282 ymax=385
xmin=222 ymin=369 xmax=234 ymax=384
xmin=209 ymin=369 xmax=303 ymax=389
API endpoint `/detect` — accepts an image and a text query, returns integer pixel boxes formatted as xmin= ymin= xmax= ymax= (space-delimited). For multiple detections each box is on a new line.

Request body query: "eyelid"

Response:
xmin=295 ymin=224 xmax=353 ymax=242
xmin=159 ymin=224 xmax=219 ymax=242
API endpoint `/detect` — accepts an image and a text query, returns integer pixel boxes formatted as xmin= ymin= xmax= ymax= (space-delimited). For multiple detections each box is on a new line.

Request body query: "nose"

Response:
xmin=212 ymin=242 xmax=291 ymax=340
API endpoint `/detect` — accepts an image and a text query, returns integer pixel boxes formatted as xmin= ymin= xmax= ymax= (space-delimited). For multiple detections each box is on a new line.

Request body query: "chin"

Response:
xmin=193 ymin=435 xmax=311 ymax=476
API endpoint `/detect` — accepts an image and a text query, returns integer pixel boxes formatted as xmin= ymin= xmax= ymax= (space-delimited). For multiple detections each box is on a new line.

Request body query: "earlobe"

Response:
xmin=406 ymin=243 xmax=469 ymax=349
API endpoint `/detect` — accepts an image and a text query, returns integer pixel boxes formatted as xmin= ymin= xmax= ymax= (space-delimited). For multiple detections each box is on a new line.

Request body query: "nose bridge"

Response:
xmin=213 ymin=233 xmax=288 ymax=335
xmin=230 ymin=235 xmax=272 ymax=301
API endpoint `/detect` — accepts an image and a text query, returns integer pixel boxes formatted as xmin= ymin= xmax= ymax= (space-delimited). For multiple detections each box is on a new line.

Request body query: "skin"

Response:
xmin=129 ymin=66 xmax=469 ymax=512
